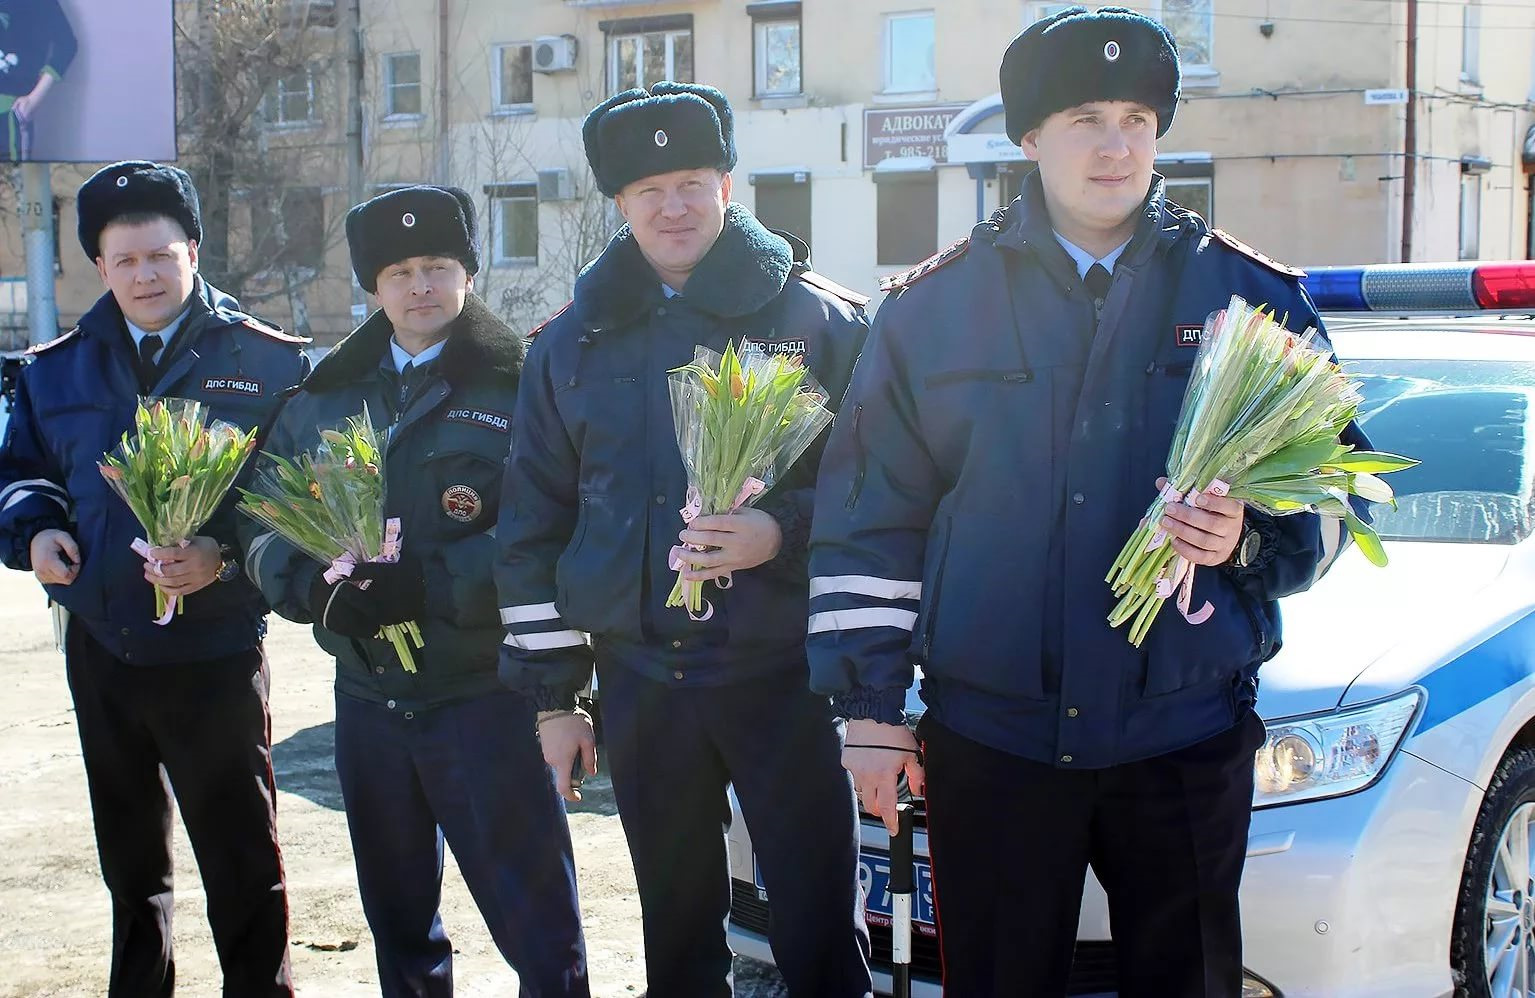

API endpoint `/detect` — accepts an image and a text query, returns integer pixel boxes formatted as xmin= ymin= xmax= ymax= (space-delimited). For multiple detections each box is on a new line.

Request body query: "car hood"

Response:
xmin=1256 ymin=540 xmax=1514 ymax=720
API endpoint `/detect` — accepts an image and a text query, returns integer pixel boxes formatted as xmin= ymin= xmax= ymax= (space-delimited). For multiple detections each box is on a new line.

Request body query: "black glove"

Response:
xmin=309 ymin=559 xmax=425 ymax=639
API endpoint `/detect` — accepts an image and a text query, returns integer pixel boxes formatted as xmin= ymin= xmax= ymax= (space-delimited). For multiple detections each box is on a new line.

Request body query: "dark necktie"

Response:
xmin=398 ymin=361 xmax=417 ymax=407
xmin=138 ymin=333 xmax=164 ymax=390
xmin=1085 ymin=263 xmax=1112 ymax=303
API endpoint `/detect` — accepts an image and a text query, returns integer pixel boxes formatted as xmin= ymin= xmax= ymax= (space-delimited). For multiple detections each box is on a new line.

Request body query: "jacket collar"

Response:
xmin=305 ymin=293 xmax=523 ymax=393
xmin=992 ymin=171 xmax=1196 ymax=268
xmin=572 ymin=202 xmax=793 ymax=331
xmin=78 ymin=275 xmax=242 ymax=342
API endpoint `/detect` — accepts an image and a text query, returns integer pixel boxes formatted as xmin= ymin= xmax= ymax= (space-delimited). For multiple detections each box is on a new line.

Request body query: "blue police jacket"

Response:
xmin=808 ymin=173 xmax=1368 ymax=768
xmin=0 ymin=278 xmax=310 ymax=665
xmin=496 ymin=204 xmax=869 ymax=710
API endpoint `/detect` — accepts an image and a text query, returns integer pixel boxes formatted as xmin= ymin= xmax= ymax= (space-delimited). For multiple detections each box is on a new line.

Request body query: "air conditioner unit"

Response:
xmin=538 ymin=168 xmax=576 ymax=201
xmin=533 ymin=35 xmax=578 ymax=74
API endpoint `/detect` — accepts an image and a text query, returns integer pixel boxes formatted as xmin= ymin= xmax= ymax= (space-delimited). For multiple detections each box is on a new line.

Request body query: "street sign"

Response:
xmin=1364 ymin=89 xmax=1409 ymax=105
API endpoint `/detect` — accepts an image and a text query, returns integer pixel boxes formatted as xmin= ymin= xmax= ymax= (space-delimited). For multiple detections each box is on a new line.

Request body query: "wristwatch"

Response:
xmin=215 ymin=543 xmax=241 ymax=583
xmin=1232 ymin=527 xmax=1262 ymax=569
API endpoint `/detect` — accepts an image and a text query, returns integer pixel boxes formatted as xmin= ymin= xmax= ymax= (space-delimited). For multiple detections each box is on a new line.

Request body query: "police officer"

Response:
xmin=497 ymin=83 xmax=874 ymax=997
xmin=0 ymin=161 xmax=306 ymax=997
xmin=245 ymin=186 xmax=589 ymax=997
xmin=809 ymin=8 xmax=1369 ymax=996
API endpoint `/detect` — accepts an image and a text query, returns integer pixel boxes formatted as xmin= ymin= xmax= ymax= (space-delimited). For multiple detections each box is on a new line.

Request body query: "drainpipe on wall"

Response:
xmin=438 ymin=0 xmax=451 ymax=182
xmin=1401 ymin=0 xmax=1418 ymax=263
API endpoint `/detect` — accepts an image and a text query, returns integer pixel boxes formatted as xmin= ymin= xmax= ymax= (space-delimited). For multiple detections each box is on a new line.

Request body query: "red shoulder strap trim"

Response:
xmin=1209 ymin=229 xmax=1306 ymax=279
xmin=795 ymin=268 xmax=871 ymax=308
xmin=242 ymin=316 xmax=310 ymax=344
xmin=528 ymin=300 xmax=573 ymax=341
xmin=26 ymin=326 xmax=80 ymax=354
xmin=878 ymin=238 xmax=971 ymax=293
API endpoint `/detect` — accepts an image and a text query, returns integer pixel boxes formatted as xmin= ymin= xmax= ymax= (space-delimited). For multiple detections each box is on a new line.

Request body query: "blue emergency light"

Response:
xmin=1303 ymin=262 xmax=1535 ymax=313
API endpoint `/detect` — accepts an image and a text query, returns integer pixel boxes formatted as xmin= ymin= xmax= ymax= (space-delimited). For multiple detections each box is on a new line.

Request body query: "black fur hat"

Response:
xmin=1001 ymin=6 xmax=1181 ymax=143
xmin=583 ymin=82 xmax=737 ymax=197
xmin=345 ymin=185 xmax=480 ymax=293
xmin=77 ymin=161 xmax=203 ymax=261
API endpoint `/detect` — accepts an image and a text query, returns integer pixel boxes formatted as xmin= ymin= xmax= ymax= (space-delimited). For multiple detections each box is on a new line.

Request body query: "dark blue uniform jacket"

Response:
xmin=808 ymin=174 xmax=1369 ymax=768
xmin=496 ymin=204 xmax=870 ymax=710
xmin=0 ymin=279 xmax=309 ymax=665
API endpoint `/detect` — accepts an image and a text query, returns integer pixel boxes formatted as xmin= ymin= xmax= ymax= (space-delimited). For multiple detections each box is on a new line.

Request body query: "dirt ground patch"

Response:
xmin=0 ymin=568 xmax=788 ymax=997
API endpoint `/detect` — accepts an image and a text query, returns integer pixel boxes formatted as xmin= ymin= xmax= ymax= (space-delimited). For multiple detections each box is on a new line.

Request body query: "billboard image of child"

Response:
xmin=0 ymin=0 xmax=78 ymax=160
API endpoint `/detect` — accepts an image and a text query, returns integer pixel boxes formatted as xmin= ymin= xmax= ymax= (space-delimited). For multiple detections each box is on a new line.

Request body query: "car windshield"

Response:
xmin=1350 ymin=357 xmax=1535 ymax=545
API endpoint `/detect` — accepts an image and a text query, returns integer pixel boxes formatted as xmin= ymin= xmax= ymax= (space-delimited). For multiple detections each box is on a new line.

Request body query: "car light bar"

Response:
xmin=1303 ymin=261 xmax=1535 ymax=312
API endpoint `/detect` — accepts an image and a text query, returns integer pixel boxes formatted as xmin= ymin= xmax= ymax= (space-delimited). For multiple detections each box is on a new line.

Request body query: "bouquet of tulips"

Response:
xmin=666 ymin=341 xmax=835 ymax=620
xmin=238 ymin=406 xmax=424 ymax=672
xmin=1106 ymin=296 xmax=1418 ymax=647
xmin=98 ymin=397 xmax=258 ymax=624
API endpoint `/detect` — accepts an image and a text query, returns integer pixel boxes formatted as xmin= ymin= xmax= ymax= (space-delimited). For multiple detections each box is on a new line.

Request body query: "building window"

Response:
xmin=1460 ymin=174 xmax=1482 ymax=260
xmin=1165 ymin=177 xmax=1213 ymax=224
xmin=255 ymin=187 xmax=326 ymax=271
xmin=384 ymin=52 xmax=423 ymax=117
xmin=1461 ymin=1 xmax=1481 ymax=84
xmin=493 ymin=43 xmax=534 ymax=111
xmin=488 ymin=183 xmax=538 ymax=266
xmin=875 ymin=171 xmax=937 ymax=266
xmin=1026 ymin=2 xmax=1075 ymax=24
xmin=884 ymin=11 xmax=935 ymax=95
xmin=609 ymin=29 xmax=694 ymax=92
xmin=263 ymin=69 xmax=315 ymax=126
xmin=1154 ymin=0 xmax=1214 ymax=69
xmin=753 ymin=15 xmax=802 ymax=97
xmin=752 ymin=171 xmax=812 ymax=253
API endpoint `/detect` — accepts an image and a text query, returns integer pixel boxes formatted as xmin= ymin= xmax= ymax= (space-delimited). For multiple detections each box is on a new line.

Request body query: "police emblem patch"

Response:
xmin=1175 ymin=324 xmax=1204 ymax=347
xmin=442 ymin=484 xmax=482 ymax=522
xmin=402 ymin=211 xmax=416 ymax=228
xmin=1104 ymin=40 xmax=1121 ymax=62
xmin=654 ymin=129 xmax=669 ymax=147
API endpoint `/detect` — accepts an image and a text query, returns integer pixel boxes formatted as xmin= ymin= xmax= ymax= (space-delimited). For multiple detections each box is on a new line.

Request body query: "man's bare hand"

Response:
xmin=143 ymin=536 xmax=223 ymax=598
xmin=843 ymin=718 xmax=925 ymax=836
xmin=678 ymin=508 xmax=783 ymax=581
xmin=537 ymin=709 xmax=597 ymax=804
xmin=30 ymin=529 xmax=79 ymax=586
xmin=1158 ymin=477 xmax=1245 ymax=566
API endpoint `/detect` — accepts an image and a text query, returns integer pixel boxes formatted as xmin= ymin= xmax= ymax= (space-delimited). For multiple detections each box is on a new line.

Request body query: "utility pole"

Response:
xmin=345 ymin=0 xmax=366 ymax=324
xmin=1400 ymin=0 xmax=1418 ymax=263
xmin=21 ymin=162 xmax=57 ymax=346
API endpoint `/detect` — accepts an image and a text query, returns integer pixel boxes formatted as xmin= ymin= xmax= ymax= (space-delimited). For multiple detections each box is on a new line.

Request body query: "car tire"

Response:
xmin=1452 ymin=746 xmax=1535 ymax=997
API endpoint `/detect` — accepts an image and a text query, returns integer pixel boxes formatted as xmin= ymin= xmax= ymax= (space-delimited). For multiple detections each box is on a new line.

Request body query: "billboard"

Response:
xmin=3 ymin=0 xmax=176 ymax=163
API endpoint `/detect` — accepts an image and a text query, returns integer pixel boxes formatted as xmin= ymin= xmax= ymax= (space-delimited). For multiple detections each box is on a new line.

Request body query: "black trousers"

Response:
xmin=64 ymin=621 xmax=292 ymax=998
xmin=597 ymin=662 xmax=873 ymax=998
xmin=920 ymin=712 xmax=1266 ymax=998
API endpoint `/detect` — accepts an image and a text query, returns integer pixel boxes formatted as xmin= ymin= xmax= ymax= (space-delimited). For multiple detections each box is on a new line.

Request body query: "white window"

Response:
xmin=263 ymin=69 xmax=315 ymax=126
xmin=754 ymin=17 xmax=802 ymax=96
xmin=1026 ymin=2 xmax=1075 ymax=25
xmin=610 ymin=30 xmax=694 ymax=92
xmin=493 ymin=43 xmax=534 ymax=111
xmin=1461 ymin=1 xmax=1481 ymax=84
xmin=884 ymin=11 xmax=935 ymax=95
xmin=1460 ymin=174 xmax=1482 ymax=260
xmin=1154 ymin=0 xmax=1214 ymax=70
xmin=493 ymin=185 xmax=539 ymax=266
xmin=383 ymin=52 xmax=423 ymax=118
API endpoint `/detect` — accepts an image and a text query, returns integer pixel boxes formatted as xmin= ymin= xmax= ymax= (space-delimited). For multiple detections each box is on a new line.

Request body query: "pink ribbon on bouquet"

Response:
xmin=668 ymin=478 xmax=768 ymax=622
xmin=131 ymin=537 xmax=189 ymax=626
xmin=1144 ymin=479 xmax=1231 ymax=626
xmin=324 ymin=517 xmax=404 ymax=589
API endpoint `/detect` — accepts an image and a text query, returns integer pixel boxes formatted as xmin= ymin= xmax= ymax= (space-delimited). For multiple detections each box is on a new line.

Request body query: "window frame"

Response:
xmin=1459 ymin=173 xmax=1482 ymax=261
xmin=882 ymin=10 xmax=936 ymax=96
xmin=382 ymin=51 xmax=424 ymax=120
xmin=874 ymin=169 xmax=938 ymax=266
xmin=607 ymin=28 xmax=694 ymax=93
xmin=1025 ymin=2 xmax=1075 ymax=25
xmin=491 ymin=42 xmax=535 ymax=113
xmin=1150 ymin=0 xmax=1215 ymax=73
xmin=1461 ymin=0 xmax=1481 ymax=85
xmin=489 ymin=183 xmax=539 ymax=267
xmin=264 ymin=67 xmax=317 ymax=127
xmin=752 ymin=15 xmax=803 ymax=98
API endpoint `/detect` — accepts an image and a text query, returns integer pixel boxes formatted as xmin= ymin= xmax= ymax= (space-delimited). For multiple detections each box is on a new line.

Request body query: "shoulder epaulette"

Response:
xmin=528 ymin=300 xmax=573 ymax=341
xmin=878 ymin=237 xmax=971 ymax=294
xmin=26 ymin=326 xmax=80 ymax=355
xmin=1209 ymin=229 xmax=1306 ymax=280
xmin=794 ymin=267 xmax=871 ymax=308
xmin=240 ymin=315 xmax=310 ymax=344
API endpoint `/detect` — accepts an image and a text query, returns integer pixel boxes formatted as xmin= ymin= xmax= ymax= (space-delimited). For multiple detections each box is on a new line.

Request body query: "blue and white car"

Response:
xmin=726 ymin=261 xmax=1535 ymax=997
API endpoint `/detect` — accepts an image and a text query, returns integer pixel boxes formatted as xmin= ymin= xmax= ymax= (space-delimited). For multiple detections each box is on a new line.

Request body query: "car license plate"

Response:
xmin=754 ymin=849 xmax=937 ymax=933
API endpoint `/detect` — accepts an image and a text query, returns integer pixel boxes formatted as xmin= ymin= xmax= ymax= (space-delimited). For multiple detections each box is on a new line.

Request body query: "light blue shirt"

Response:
xmin=1052 ymin=232 xmax=1132 ymax=279
xmin=389 ymin=337 xmax=447 ymax=374
xmin=661 ymin=283 xmax=682 ymax=299
xmin=125 ymin=306 xmax=191 ymax=365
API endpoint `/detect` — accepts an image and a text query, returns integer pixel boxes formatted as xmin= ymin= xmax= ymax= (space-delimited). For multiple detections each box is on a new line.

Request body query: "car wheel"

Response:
xmin=1453 ymin=746 xmax=1535 ymax=997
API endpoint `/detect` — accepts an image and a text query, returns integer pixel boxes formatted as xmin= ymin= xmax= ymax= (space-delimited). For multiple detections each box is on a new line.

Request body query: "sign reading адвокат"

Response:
xmin=863 ymin=103 xmax=970 ymax=169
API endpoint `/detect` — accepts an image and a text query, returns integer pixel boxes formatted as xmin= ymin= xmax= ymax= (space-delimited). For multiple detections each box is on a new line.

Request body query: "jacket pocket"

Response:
xmin=424 ymin=449 xmax=504 ymax=541
xmin=1142 ymin=568 xmax=1264 ymax=698
xmin=920 ymin=507 xmax=1049 ymax=702
xmin=554 ymin=492 xmax=634 ymax=635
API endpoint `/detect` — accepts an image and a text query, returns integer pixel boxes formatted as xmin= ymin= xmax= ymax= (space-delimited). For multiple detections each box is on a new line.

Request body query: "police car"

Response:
xmin=725 ymin=261 xmax=1535 ymax=997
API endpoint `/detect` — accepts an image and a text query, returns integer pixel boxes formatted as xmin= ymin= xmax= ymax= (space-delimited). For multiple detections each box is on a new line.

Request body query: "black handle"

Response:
xmin=889 ymin=803 xmax=915 ymax=998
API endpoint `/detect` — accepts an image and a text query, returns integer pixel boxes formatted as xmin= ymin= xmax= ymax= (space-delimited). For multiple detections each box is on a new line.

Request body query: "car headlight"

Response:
xmin=1253 ymin=689 xmax=1421 ymax=808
